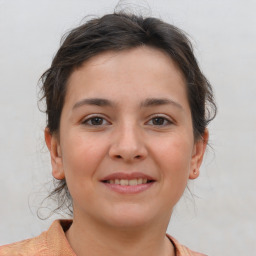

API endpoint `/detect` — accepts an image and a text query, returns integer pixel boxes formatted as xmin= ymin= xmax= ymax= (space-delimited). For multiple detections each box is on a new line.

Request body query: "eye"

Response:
xmin=147 ymin=116 xmax=172 ymax=126
xmin=82 ymin=116 xmax=110 ymax=126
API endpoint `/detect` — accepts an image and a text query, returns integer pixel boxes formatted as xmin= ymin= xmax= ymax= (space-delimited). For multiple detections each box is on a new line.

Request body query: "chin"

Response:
xmin=99 ymin=204 xmax=158 ymax=229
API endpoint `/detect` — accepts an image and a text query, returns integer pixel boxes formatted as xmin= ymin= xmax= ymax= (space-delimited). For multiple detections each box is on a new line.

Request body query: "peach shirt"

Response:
xmin=0 ymin=220 xmax=207 ymax=256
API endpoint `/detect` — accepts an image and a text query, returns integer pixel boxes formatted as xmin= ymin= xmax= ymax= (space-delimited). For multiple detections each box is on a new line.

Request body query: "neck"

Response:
xmin=65 ymin=215 xmax=175 ymax=256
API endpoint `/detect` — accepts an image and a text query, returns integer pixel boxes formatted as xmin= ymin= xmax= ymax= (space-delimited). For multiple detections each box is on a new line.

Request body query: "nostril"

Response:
xmin=114 ymin=154 xmax=142 ymax=160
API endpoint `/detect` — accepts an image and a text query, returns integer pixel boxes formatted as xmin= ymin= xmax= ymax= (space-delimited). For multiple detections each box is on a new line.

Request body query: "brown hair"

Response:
xmin=40 ymin=12 xmax=217 ymax=215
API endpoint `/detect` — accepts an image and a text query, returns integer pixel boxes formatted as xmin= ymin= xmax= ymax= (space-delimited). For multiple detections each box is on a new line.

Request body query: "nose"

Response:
xmin=108 ymin=123 xmax=148 ymax=162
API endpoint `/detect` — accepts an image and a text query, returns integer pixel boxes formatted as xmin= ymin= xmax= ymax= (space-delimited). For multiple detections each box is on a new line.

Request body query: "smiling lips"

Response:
xmin=105 ymin=178 xmax=149 ymax=186
xmin=101 ymin=172 xmax=155 ymax=194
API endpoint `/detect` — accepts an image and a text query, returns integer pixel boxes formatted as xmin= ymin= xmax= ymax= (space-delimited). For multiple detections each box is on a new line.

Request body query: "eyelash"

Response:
xmin=81 ymin=115 xmax=173 ymax=127
xmin=146 ymin=115 xmax=173 ymax=126
xmin=82 ymin=115 xmax=110 ymax=126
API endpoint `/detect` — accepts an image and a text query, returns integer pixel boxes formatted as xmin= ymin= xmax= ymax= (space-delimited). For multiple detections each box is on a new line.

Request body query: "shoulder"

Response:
xmin=0 ymin=219 xmax=75 ymax=256
xmin=167 ymin=234 xmax=207 ymax=256
xmin=0 ymin=232 xmax=48 ymax=256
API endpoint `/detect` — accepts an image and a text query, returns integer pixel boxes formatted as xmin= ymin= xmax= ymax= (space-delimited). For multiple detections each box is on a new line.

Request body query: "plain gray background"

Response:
xmin=0 ymin=0 xmax=256 ymax=255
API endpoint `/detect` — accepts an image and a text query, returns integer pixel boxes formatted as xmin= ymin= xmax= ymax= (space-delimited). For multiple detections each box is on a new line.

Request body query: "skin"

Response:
xmin=45 ymin=46 xmax=208 ymax=256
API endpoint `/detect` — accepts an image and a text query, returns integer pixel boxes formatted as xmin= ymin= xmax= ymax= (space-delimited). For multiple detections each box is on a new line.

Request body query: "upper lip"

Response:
xmin=101 ymin=172 xmax=156 ymax=181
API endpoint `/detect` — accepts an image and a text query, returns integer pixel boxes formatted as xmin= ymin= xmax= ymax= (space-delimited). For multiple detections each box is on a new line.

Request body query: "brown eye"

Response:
xmin=91 ymin=117 xmax=103 ymax=125
xmin=82 ymin=116 xmax=109 ymax=126
xmin=147 ymin=116 xmax=172 ymax=126
xmin=152 ymin=117 xmax=165 ymax=125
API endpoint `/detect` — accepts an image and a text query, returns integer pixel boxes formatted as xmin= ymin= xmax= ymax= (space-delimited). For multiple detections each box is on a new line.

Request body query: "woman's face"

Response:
xmin=46 ymin=46 xmax=207 ymax=228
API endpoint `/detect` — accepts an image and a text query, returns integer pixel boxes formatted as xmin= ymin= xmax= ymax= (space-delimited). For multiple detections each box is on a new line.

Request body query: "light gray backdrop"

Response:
xmin=0 ymin=0 xmax=255 ymax=255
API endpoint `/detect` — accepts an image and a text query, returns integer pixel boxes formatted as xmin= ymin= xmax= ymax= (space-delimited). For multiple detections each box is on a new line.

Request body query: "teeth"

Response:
xmin=106 ymin=178 xmax=150 ymax=186
xmin=120 ymin=179 xmax=128 ymax=185
xmin=129 ymin=179 xmax=138 ymax=186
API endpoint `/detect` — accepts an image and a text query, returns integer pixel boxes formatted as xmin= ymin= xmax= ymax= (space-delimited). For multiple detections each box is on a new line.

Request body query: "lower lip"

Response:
xmin=102 ymin=182 xmax=155 ymax=194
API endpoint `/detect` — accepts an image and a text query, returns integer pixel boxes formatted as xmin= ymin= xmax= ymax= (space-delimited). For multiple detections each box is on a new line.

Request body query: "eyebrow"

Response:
xmin=140 ymin=98 xmax=183 ymax=110
xmin=73 ymin=98 xmax=114 ymax=110
xmin=72 ymin=97 xmax=183 ymax=110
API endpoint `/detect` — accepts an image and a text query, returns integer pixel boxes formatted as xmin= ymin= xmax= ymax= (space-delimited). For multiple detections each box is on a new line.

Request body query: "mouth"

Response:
xmin=102 ymin=178 xmax=154 ymax=186
xmin=100 ymin=172 xmax=156 ymax=194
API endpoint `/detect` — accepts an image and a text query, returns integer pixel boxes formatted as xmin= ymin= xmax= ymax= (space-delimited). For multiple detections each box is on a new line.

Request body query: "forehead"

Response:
xmin=72 ymin=46 xmax=184 ymax=81
xmin=65 ymin=46 xmax=188 ymax=108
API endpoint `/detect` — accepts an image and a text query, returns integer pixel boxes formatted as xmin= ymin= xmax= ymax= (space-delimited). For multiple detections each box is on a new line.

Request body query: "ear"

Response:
xmin=44 ymin=128 xmax=65 ymax=180
xmin=189 ymin=129 xmax=209 ymax=180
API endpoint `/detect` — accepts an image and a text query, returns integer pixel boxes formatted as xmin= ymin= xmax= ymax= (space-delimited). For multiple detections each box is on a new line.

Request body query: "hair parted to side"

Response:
xmin=39 ymin=12 xmax=217 ymax=216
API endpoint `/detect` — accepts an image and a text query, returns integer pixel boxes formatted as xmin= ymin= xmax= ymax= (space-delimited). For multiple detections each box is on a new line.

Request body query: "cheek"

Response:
xmin=60 ymin=133 xmax=108 ymax=187
xmin=153 ymin=135 xmax=193 ymax=197
xmin=154 ymin=133 xmax=193 ymax=170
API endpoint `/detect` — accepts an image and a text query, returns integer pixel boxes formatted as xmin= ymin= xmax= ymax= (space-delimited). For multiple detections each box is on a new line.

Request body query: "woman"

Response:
xmin=0 ymin=12 xmax=216 ymax=256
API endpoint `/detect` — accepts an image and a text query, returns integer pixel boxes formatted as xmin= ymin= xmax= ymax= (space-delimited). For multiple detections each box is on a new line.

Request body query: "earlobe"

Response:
xmin=44 ymin=128 xmax=65 ymax=180
xmin=189 ymin=129 xmax=209 ymax=180
xmin=190 ymin=169 xmax=199 ymax=180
